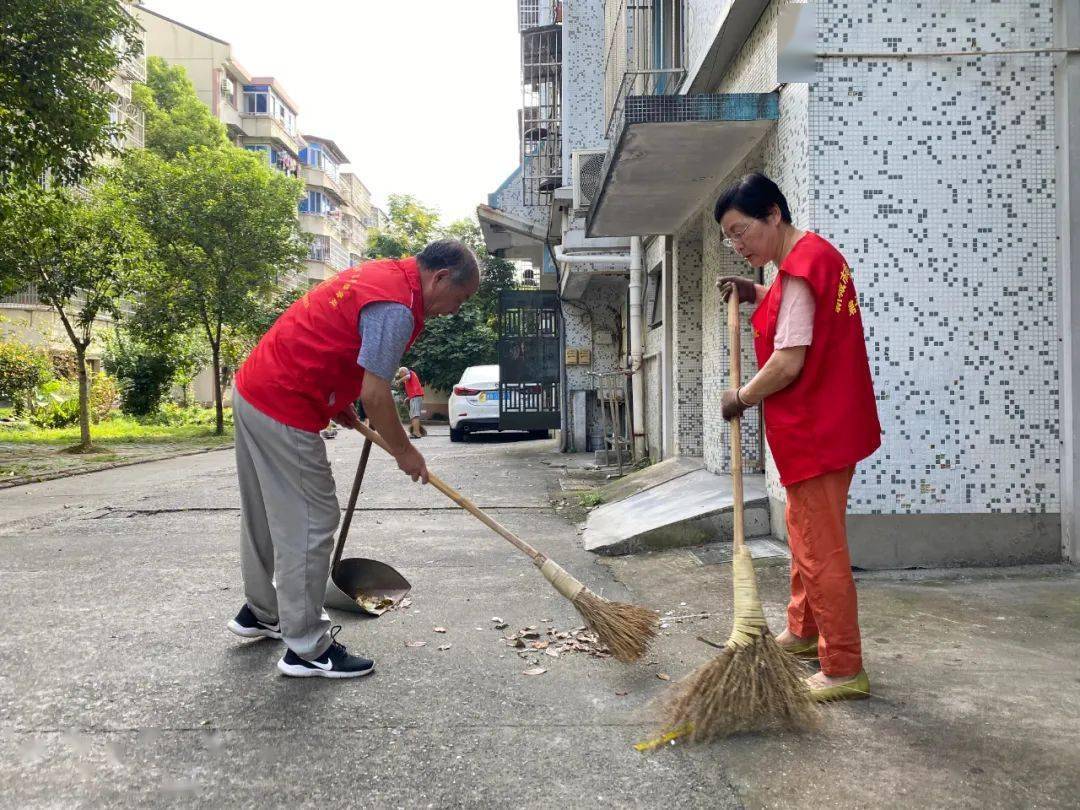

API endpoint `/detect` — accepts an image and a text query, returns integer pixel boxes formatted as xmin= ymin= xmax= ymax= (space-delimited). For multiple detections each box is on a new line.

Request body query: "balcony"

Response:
xmin=301 ymin=163 xmax=345 ymax=201
xmin=587 ymin=79 xmax=779 ymax=237
xmin=240 ymin=114 xmax=304 ymax=158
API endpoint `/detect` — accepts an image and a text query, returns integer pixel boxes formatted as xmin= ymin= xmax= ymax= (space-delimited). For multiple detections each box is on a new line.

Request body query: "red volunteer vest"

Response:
xmin=236 ymin=258 xmax=426 ymax=432
xmin=749 ymin=233 xmax=881 ymax=486
xmin=404 ymin=370 xmax=424 ymax=400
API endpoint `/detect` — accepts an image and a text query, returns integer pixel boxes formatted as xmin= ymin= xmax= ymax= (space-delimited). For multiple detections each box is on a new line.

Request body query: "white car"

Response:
xmin=447 ymin=364 xmax=550 ymax=442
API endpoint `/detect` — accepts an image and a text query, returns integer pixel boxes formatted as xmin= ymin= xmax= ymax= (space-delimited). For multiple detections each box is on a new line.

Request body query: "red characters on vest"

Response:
xmin=236 ymin=258 xmax=426 ymax=433
xmin=749 ymin=233 xmax=881 ymax=486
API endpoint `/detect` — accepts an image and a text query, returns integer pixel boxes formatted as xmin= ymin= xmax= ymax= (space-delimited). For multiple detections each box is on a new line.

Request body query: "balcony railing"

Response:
xmin=605 ymin=68 xmax=686 ymax=140
xmin=0 ymin=284 xmax=135 ymax=317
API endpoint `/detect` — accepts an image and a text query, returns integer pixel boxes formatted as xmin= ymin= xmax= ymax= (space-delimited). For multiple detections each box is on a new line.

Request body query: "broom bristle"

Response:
xmin=572 ymin=588 xmax=658 ymax=663
xmin=664 ymin=630 xmax=819 ymax=742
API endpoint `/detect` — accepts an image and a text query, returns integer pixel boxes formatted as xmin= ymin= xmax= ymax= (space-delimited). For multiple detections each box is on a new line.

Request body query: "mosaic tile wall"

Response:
xmin=672 ymin=218 xmax=704 ymax=456
xmin=563 ymin=0 xmax=607 ymax=178
xmin=810 ymin=0 xmax=1060 ymax=514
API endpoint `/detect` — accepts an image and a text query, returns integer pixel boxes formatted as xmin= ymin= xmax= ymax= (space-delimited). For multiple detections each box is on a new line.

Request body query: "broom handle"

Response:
xmin=727 ymin=293 xmax=745 ymax=552
xmin=352 ymin=421 xmax=547 ymax=565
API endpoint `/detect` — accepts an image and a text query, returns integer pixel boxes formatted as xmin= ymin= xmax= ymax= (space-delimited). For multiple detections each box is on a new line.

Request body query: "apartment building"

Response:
xmin=479 ymin=0 xmax=1080 ymax=568
xmin=133 ymin=7 xmax=375 ymax=288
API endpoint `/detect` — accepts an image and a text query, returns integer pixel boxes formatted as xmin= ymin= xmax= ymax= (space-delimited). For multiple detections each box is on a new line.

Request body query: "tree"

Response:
xmin=0 ymin=176 xmax=154 ymax=448
xmin=104 ymin=327 xmax=206 ymax=415
xmin=0 ymin=0 xmax=142 ymax=188
xmin=121 ymin=147 xmax=307 ymax=434
xmin=365 ymin=194 xmax=440 ymax=259
xmin=133 ymin=57 xmax=228 ymax=160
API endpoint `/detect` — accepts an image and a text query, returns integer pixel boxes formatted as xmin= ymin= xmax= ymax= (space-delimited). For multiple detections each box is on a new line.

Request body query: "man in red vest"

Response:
xmin=226 ymin=240 xmax=479 ymax=679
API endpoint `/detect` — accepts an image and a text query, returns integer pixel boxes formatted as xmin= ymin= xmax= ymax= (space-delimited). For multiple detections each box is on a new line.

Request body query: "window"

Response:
xmin=299 ymin=190 xmax=335 ymax=215
xmin=648 ymin=263 xmax=663 ymax=328
xmin=309 ymin=235 xmax=331 ymax=262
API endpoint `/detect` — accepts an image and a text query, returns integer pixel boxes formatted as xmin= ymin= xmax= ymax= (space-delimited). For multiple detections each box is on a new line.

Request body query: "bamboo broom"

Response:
xmin=352 ymin=421 xmax=658 ymax=662
xmin=660 ymin=293 xmax=818 ymax=741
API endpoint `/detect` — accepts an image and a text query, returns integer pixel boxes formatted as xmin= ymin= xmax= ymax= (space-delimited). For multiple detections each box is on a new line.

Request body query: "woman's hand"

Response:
xmin=717 ymin=275 xmax=757 ymax=304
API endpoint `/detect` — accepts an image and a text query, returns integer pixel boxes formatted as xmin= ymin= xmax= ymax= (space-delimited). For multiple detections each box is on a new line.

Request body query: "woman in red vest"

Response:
xmin=716 ymin=172 xmax=881 ymax=702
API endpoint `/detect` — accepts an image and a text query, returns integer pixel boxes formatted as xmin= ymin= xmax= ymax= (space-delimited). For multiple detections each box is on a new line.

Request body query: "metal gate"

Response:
xmin=498 ymin=290 xmax=561 ymax=430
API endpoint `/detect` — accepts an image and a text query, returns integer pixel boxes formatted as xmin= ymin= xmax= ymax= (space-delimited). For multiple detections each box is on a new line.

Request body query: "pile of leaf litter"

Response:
xmin=492 ymin=616 xmax=613 ymax=672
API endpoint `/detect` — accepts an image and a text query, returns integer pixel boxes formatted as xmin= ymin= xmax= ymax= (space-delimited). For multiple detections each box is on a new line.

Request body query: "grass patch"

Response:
xmin=579 ymin=489 xmax=605 ymax=508
xmin=0 ymin=408 xmax=234 ymax=484
xmin=0 ymin=415 xmax=232 ymax=446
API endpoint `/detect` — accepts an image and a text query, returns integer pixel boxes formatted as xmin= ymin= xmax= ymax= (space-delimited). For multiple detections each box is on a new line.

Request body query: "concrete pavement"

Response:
xmin=1 ymin=427 xmax=1078 ymax=807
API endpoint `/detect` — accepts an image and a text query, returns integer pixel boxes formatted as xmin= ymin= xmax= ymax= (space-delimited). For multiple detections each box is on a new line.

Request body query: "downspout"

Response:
xmin=628 ymin=236 xmax=646 ymax=459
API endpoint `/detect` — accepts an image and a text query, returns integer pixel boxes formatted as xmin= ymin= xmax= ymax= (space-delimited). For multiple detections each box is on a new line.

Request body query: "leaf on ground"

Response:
xmin=521 ymin=667 xmax=547 ymax=676
xmin=491 ymin=616 xmax=503 ymax=623
xmin=438 ymin=644 xmax=452 ymax=651
xmin=544 ymin=648 xmax=560 ymax=658
xmin=493 ymin=623 xmax=509 ymax=630
xmin=530 ymin=641 xmax=549 ymax=650
xmin=656 ymin=673 xmax=671 ymax=681
xmin=433 ymin=627 xmax=447 ymax=634
xmin=404 ymin=641 xmax=427 ymax=648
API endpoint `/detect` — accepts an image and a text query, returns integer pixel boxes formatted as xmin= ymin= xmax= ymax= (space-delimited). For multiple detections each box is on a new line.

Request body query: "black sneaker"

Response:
xmin=227 ymin=604 xmax=282 ymax=640
xmin=276 ymin=626 xmax=374 ymax=679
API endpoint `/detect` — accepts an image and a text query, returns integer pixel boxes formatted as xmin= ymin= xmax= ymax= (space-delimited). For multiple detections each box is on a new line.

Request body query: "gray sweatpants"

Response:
xmin=233 ymin=391 xmax=339 ymax=659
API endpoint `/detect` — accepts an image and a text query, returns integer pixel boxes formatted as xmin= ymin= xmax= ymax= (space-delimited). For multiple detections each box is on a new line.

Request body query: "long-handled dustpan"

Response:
xmin=323 ymin=436 xmax=412 ymax=616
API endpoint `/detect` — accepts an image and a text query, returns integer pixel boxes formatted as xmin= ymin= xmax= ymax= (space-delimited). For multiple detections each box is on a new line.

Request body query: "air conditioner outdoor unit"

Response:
xmin=571 ymin=149 xmax=606 ymax=212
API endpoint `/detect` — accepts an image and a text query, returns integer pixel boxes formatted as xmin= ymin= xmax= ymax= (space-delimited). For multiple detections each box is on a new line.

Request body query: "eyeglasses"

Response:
xmin=722 ymin=219 xmax=757 ymax=249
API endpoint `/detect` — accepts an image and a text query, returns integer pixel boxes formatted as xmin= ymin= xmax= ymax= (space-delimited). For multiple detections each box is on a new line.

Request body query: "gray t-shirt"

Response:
xmin=357 ymin=302 xmax=415 ymax=381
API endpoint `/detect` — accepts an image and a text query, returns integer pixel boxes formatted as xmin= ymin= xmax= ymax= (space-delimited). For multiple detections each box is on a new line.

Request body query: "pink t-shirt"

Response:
xmin=772 ymin=275 xmax=814 ymax=349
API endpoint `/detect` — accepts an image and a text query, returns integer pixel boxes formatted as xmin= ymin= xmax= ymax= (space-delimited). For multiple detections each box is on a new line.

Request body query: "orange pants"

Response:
xmin=785 ymin=465 xmax=862 ymax=677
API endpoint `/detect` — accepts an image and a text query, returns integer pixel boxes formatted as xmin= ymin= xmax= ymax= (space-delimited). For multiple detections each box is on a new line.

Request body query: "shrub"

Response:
xmin=89 ymin=372 xmax=120 ymax=422
xmin=104 ymin=339 xmax=179 ymax=416
xmin=0 ymin=339 xmax=54 ymax=415
xmin=30 ymin=380 xmax=80 ymax=428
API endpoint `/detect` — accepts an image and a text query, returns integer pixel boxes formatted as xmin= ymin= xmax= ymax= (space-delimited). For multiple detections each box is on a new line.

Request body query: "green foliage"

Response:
xmin=579 ymin=490 xmax=605 ymax=508
xmin=30 ymin=379 xmax=79 ymax=428
xmin=142 ymin=402 xmax=232 ymax=428
xmin=0 ymin=339 xmax=54 ymax=415
xmin=133 ymin=57 xmax=228 ymax=160
xmin=119 ymin=146 xmax=307 ymax=433
xmin=404 ymin=306 xmax=498 ymax=393
xmin=104 ymin=331 xmax=181 ymax=416
xmin=88 ymin=372 xmax=119 ymax=422
xmin=29 ymin=373 xmax=118 ymax=427
xmin=0 ymin=0 xmax=142 ymax=187
xmin=365 ymin=194 xmax=440 ymax=259
xmin=0 ymin=175 xmax=154 ymax=446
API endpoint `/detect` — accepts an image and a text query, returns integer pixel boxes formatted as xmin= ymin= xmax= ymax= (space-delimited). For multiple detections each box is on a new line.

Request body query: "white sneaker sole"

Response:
xmin=227 ymin=619 xmax=282 ymax=640
xmin=276 ymin=659 xmax=374 ymax=679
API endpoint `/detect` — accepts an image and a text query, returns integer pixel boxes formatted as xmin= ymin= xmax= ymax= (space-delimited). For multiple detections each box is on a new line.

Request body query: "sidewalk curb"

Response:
xmin=0 ymin=443 xmax=234 ymax=490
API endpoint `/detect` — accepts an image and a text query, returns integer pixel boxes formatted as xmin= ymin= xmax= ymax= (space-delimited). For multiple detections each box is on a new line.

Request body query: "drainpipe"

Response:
xmin=628 ymin=236 xmax=646 ymax=460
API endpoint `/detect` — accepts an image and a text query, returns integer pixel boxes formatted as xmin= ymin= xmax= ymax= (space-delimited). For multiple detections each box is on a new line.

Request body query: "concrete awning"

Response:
xmin=476 ymin=204 xmax=547 ymax=259
xmin=586 ymin=93 xmax=779 ymax=237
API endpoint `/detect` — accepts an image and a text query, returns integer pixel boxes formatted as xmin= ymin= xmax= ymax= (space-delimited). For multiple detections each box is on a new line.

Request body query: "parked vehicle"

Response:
xmin=448 ymin=364 xmax=550 ymax=442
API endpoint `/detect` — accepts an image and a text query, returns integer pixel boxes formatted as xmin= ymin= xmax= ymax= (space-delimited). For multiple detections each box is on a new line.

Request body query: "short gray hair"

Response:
xmin=417 ymin=239 xmax=480 ymax=287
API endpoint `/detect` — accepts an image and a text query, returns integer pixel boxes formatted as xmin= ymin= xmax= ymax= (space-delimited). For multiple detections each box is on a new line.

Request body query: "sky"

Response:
xmin=139 ymin=0 xmax=522 ymax=225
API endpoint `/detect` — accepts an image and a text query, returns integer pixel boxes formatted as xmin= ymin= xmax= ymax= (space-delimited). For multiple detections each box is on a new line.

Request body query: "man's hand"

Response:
xmin=721 ymin=388 xmax=750 ymax=421
xmin=331 ymin=404 xmax=361 ymax=430
xmin=394 ymin=443 xmax=429 ymax=484
xmin=717 ymin=275 xmax=758 ymax=304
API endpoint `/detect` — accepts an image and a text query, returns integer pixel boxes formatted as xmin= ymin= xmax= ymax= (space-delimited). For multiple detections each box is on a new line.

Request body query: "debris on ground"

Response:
xmin=494 ymin=623 xmax=613 ymax=660
xmin=404 ymin=641 xmax=427 ymax=648
xmin=433 ymin=627 xmax=447 ymax=634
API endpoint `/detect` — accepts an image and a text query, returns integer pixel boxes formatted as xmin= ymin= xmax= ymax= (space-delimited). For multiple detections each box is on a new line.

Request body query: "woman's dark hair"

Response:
xmin=714 ymin=172 xmax=792 ymax=224
xmin=417 ymin=239 xmax=480 ymax=286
